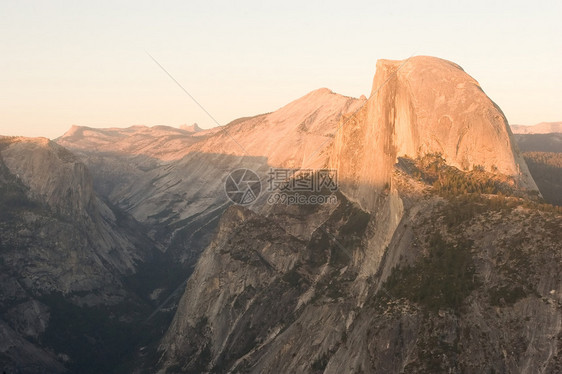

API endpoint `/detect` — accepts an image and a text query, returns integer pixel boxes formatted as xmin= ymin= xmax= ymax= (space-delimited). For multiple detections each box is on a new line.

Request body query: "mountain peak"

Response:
xmin=376 ymin=55 xmax=465 ymax=71
xmin=378 ymin=55 xmax=534 ymax=181
xmin=0 ymin=137 xmax=92 ymax=215
xmin=309 ymin=87 xmax=334 ymax=95
xmin=180 ymin=123 xmax=203 ymax=132
xmin=331 ymin=55 xmax=538 ymax=210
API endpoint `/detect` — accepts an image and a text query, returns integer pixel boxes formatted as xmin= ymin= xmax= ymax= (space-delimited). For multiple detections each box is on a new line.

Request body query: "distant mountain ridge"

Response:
xmin=511 ymin=122 xmax=562 ymax=134
xmin=58 ymin=124 xmax=216 ymax=161
xmin=179 ymin=123 xmax=203 ymax=132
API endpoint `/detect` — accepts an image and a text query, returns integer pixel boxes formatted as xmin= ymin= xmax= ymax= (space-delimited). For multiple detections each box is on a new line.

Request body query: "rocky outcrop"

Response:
xmin=157 ymin=193 xmax=374 ymax=373
xmin=327 ymin=56 xmax=540 ymax=285
xmin=331 ymin=56 xmax=537 ymax=213
xmin=1 ymin=137 xmax=94 ymax=217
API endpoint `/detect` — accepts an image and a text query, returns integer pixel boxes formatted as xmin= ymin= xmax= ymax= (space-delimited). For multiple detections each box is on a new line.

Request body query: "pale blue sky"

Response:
xmin=1 ymin=0 xmax=560 ymax=138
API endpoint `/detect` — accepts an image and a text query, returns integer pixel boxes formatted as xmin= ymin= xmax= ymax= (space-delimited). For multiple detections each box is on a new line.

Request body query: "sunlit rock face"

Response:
xmin=331 ymin=56 xmax=537 ymax=213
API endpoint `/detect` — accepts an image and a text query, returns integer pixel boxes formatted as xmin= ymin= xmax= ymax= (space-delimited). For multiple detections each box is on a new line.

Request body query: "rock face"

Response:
xmin=156 ymin=164 xmax=562 ymax=374
xmin=511 ymin=122 xmax=562 ymax=134
xmin=157 ymin=194 xmax=372 ymax=373
xmin=331 ymin=56 xmax=537 ymax=213
xmin=2 ymin=137 xmax=94 ymax=217
xmin=155 ymin=57 xmax=561 ymax=373
xmin=0 ymin=137 xmax=155 ymax=285
xmin=0 ymin=136 xmax=160 ymax=372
